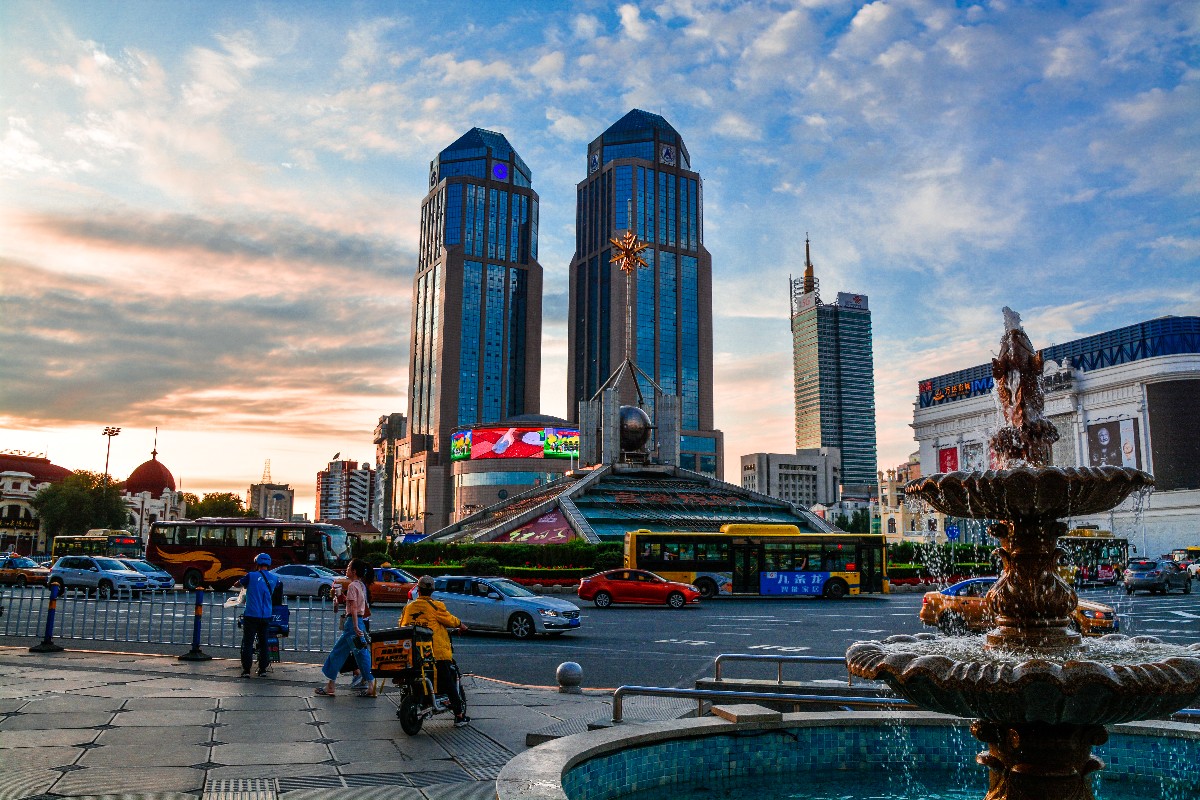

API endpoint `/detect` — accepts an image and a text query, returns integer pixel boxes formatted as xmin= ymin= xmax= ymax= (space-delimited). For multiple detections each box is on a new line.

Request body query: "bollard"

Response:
xmin=178 ymin=589 xmax=212 ymax=661
xmin=29 ymin=584 xmax=65 ymax=653
xmin=556 ymin=661 xmax=583 ymax=694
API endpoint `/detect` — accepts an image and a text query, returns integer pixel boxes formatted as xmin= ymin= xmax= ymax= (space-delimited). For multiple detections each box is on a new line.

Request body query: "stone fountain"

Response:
xmin=847 ymin=309 xmax=1200 ymax=800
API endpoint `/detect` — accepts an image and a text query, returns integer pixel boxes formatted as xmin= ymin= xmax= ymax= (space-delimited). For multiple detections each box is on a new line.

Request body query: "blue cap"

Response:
xmin=254 ymin=552 xmax=272 ymax=566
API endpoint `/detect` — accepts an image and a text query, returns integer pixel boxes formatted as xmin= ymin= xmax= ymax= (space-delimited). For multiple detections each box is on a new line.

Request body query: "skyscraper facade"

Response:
xmin=395 ymin=129 xmax=542 ymax=534
xmin=791 ymin=241 xmax=878 ymax=492
xmin=316 ymin=459 xmax=375 ymax=523
xmin=566 ymin=109 xmax=722 ymax=477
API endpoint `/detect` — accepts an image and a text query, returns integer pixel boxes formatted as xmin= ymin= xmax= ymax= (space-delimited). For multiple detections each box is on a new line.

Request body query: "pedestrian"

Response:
xmin=238 ymin=552 xmax=281 ymax=678
xmin=343 ymin=564 xmax=376 ymax=691
xmin=315 ymin=558 xmax=375 ymax=697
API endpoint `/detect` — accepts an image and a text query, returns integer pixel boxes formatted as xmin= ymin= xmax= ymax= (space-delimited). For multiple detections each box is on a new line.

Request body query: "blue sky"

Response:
xmin=2 ymin=1 xmax=1197 ymax=516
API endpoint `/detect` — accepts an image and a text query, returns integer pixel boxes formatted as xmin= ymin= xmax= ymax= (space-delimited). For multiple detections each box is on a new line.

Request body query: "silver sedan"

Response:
xmin=269 ymin=564 xmax=340 ymax=598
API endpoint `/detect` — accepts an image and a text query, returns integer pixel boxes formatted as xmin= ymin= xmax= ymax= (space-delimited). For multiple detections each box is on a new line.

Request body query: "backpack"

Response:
xmin=262 ymin=571 xmax=283 ymax=606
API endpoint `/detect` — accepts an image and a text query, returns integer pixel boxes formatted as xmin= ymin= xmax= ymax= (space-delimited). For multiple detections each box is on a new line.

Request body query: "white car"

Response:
xmin=432 ymin=576 xmax=581 ymax=639
xmin=270 ymin=563 xmax=339 ymax=598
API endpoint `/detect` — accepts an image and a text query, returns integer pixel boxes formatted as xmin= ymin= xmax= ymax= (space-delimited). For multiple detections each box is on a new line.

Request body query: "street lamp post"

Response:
xmin=102 ymin=427 xmax=121 ymax=486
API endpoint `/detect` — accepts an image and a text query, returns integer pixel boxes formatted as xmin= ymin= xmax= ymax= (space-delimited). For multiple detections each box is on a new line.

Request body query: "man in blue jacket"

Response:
xmin=238 ymin=553 xmax=280 ymax=678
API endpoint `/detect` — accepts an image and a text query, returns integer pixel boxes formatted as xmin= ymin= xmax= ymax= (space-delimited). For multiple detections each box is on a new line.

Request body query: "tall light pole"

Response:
xmin=102 ymin=427 xmax=121 ymax=486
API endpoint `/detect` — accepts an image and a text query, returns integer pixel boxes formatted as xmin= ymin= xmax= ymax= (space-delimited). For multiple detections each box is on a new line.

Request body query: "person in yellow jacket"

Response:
xmin=400 ymin=575 xmax=470 ymax=726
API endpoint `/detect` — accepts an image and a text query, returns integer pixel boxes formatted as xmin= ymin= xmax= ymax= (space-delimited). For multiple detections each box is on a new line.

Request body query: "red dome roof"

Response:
xmin=0 ymin=454 xmax=73 ymax=483
xmin=124 ymin=450 xmax=176 ymax=499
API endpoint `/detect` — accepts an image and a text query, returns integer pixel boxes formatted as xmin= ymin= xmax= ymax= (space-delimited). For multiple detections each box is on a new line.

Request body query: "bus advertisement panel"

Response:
xmin=147 ymin=518 xmax=351 ymax=590
xmin=624 ymin=524 xmax=887 ymax=600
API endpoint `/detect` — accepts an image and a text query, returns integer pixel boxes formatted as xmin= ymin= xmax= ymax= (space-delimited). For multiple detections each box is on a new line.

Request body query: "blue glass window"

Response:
xmin=680 ymin=434 xmax=715 ymax=453
xmin=667 ymin=174 xmax=676 ymax=247
xmin=487 ymin=189 xmax=498 ymax=259
xmin=614 ymin=166 xmax=632 ymax=231
xmin=679 ymin=453 xmax=697 ymax=471
xmin=603 ymin=141 xmax=654 ymax=163
xmin=482 ymin=263 xmax=506 ymax=421
xmin=636 ymin=250 xmax=656 ymax=372
xmin=646 ymin=169 xmax=655 ymax=244
xmin=497 ymin=191 xmax=508 ymax=261
xmin=506 ymin=267 xmax=527 ymax=416
xmin=698 ymin=455 xmax=717 ymax=476
xmin=636 ymin=167 xmax=645 ymax=240
xmin=688 ymin=178 xmax=698 ymax=251
xmin=465 ymin=185 xmax=476 ymax=255
xmin=510 ymin=192 xmax=521 ymax=263
xmin=658 ymin=251 xmax=676 ymax=395
xmin=531 ymin=199 xmax=539 ymax=262
xmin=458 ymin=261 xmax=483 ymax=424
xmin=656 ymin=172 xmax=667 ymax=245
xmin=440 ymin=159 xmax=486 ymax=179
xmin=586 ymin=256 xmax=599 ymax=398
xmin=474 ymin=187 xmax=485 ymax=257
xmin=444 ymin=183 xmax=462 ymax=246
xmin=681 ymin=255 xmax=699 ymax=428
xmin=599 ymin=248 xmax=611 ymax=386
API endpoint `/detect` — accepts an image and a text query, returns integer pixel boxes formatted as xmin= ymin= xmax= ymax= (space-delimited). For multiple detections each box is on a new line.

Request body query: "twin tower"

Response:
xmin=396 ymin=110 xmax=723 ymax=534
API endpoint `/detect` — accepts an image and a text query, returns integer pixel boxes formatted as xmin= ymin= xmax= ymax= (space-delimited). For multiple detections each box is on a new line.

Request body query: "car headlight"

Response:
xmin=1081 ymin=610 xmax=1098 ymax=618
xmin=538 ymin=609 xmax=560 ymax=617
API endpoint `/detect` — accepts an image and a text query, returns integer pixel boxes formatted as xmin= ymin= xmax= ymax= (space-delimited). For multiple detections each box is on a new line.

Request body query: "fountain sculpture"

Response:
xmin=848 ymin=309 xmax=1200 ymax=800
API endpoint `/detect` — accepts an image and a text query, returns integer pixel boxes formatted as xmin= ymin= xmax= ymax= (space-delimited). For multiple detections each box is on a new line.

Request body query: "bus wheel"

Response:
xmin=695 ymin=578 xmax=718 ymax=599
xmin=182 ymin=570 xmax=203 ymax=592
xmin=823 ymin=580 xmax=848 ymax=600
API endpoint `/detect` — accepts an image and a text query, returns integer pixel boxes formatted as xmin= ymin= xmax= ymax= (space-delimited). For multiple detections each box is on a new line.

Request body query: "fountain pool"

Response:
xmin=496 ymin=712 xmax=1200 ymax=800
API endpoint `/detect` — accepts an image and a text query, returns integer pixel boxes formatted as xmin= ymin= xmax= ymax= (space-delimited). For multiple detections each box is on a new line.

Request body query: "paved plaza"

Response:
xmin=0 ymin=645 xmax=654 ymax=800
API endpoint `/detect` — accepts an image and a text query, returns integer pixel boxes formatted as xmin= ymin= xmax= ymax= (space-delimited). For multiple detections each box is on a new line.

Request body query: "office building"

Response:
xmin=316 ymin=459 xmax=375 ymax=524
xmin=566 ymin=109 xmax=723 ymax=478
xmin=913 ymin=315 xmax=1200 ymax=553
xmin=395 ymin=129 xmax=543 ymax=534
xmin=373 ymin=412 xmax=406 ymax=534
xmin=247 ymin=482 xmax=295 ymax=522
xmin=740 ymin=448 xmax=841 ymax=508
xmin=791 ymin=240 xmax=878 ymax=491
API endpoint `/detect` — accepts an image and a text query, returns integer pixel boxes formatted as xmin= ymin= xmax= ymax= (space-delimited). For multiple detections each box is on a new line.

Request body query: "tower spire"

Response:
xmin=803 ymin=234 xmax=815 ymax=294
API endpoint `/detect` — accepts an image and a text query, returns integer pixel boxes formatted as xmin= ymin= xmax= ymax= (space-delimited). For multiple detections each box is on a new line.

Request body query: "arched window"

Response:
xmin=887 ymin=518 xmax=896 ymax=534
xmin=928 ymin=518 xmax=938 ymax=531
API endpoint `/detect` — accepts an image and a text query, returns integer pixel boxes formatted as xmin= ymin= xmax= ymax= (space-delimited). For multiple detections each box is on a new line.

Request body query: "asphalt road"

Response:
xmin=5 ymin=582 xmax=1200 ymax=690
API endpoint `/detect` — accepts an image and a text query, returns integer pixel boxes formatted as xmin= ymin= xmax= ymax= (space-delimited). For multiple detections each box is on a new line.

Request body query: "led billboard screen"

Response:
xmin=450 ymin=431 xmax=471 ymax=462
xmin=453 ymin=426 xmax=581 ymax=461
xmin=1147 ymin=380 xmax=1200 ymax=490
xmin=544 ymin=428 xmax=580 ymax=459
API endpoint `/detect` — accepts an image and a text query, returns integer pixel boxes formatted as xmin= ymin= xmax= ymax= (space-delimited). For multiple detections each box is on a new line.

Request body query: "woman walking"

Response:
xmin=315 ymin=558 xmax=375 ymax=697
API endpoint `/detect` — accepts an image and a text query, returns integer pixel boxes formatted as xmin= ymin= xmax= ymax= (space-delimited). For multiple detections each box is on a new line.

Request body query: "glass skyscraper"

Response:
xmin=791 ymin=242 xmax=878 ymax=491
xmin=567 ymin=109 xmax=722 ymax=477
xmin=396 ymin=128 xmax=542 ymax=534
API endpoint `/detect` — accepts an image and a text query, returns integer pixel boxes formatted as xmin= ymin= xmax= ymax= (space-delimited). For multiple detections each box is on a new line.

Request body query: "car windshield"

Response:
xmin=391 ymin=568 xmax=417 ymax=582
xmin=121 ymin=560 xmax=155 ymax=573
xmin=8 ymin=557 xmax=38 ymax=569
xmin=1128 ymin=562 xmax=1156 ymax=571
xmin=311 ymin=565 xmax=340 ymax=576
xmin=95 ymin=558 xmax=126 ymax=571
xmin=487 ymin=578 xmax=536 ymax=598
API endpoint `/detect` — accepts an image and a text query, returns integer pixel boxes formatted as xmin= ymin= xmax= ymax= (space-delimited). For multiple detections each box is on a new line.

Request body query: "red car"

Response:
xmin=578 ymin=569 xmax=701 ymax=609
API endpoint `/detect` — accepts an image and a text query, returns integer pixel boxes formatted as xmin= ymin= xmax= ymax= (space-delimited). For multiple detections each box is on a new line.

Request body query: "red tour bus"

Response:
xmin=147 ymin=518 xmax=352 ymax=590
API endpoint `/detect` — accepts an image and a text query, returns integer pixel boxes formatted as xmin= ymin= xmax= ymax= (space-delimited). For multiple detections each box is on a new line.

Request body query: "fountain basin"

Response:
xmin=496 ymin=712 xmax=1200 ymax=800
xmin=847 ymin=634 xmax=1200 ymax=725
xmin=906 ymin=466 xmax=1152 ymax=519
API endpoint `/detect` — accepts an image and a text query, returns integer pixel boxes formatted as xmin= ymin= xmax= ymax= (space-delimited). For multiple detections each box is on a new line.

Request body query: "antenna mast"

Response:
xmin=262 ymin=459 xmax=272 ymax=483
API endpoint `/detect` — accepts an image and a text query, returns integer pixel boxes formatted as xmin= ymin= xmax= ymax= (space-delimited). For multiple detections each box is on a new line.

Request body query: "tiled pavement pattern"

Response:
xmin=0 ymin=647 xmax=693 ymax=800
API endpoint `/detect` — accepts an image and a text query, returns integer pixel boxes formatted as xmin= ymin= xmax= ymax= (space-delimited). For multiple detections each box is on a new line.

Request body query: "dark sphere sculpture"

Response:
xmin=618 ymin=405 xmax=652 ymax=452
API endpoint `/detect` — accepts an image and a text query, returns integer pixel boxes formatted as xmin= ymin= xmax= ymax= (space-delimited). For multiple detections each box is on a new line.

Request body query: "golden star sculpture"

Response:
xmin=609 ymin=229 xmax=650 ymax=274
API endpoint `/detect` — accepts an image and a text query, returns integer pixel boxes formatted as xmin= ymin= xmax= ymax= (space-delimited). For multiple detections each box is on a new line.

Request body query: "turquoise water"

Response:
xmin=618 ymin=771 xmax=1173 ymax=800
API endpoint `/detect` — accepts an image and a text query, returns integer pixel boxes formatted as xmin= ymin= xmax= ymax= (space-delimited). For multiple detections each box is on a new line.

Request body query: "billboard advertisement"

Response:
xmin=450 ymin=431 xmax=471 ymax=461
xmin=490 ymin=511 xmax=576 ymax=544
xmin=1086 ymin=420 xmax=1141 ymax=469
xmin=453 ymin=426 xmax=581 ymax=461
xmin=544 ymin=428 xmax=580 ymax=459
xmin=938 ymin=447 xmax=959 ymax=473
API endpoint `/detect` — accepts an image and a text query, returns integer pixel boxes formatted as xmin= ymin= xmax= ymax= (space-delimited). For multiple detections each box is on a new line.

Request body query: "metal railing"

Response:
xmin=713 ymin=654 xmax=848 ymax=684
xmin=0 ymin=586 xmax=346 ymax=653
xmin=611 ymin=685 xmax=914 ymax=723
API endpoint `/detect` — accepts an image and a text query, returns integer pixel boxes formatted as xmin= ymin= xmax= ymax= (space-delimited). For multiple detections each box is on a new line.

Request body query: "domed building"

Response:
xmin=0 ymin=452 xmax=74 ymax=553
xmin=122 ymin=448 xmax=186 ymax=541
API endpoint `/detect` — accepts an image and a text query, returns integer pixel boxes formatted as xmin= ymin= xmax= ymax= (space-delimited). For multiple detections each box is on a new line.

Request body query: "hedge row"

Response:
xmin=352 ymin=539 xmax=622 ymax=569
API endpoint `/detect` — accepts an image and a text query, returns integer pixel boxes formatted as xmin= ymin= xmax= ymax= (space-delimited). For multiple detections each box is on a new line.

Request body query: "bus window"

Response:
xmin=677 ymin=543 xmax=694 ymax=561
xmin=796 ymin=543 xmax=821 ymax=571
xmin=765 ymin=543 xmax=793 ymax=571
xmin=228 ymin=526 xmax=251 ymax=547
xmin=824 ymin=545 xmax=853 ymax=572
xmin=201 ymin=526 xmax=228 ymax=546
xmin=255 ymin=529 xmax=276 ymax=548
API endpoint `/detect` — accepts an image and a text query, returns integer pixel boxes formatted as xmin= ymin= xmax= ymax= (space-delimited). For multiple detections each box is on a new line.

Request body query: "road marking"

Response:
xmin=1166 ymin=610 xmax=1200 ymax=619
xmin=655 ymin=638 xmax=715 ymax=646
xmin=748 ymin=644 xmax=812 ymax=652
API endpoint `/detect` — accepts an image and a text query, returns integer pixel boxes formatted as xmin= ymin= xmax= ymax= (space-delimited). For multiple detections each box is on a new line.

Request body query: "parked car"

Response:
xmin=0 ymin=555 xmax=52 ymax=587
xmin=271 ymin=563 xmax=340 ymax=598
xmin=118 ymin=559 xmax=176 ymax=591
xmin=334 ymin=567 xmax=418 ymax=604
xmin=432 ymin=576 xmax=581 ymax=639
xmin=1124 ymin=559 xmax=1191 ymax=595
xmin=919 ymin=577 xmax=1119 ymax=636
xmin=578 ymin=568 xmax=701 ymax=609
xmin=48 ymin=556 xmax=149 ymax=598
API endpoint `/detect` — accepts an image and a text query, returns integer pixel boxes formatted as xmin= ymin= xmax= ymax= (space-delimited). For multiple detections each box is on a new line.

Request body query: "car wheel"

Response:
xmin=667 ymin=591 xmax=686 ymax=609
xmin=97 ymin=581 xmax=113 ymax=600
xmin=593 ymin=591 xmax=612 ymax=609
xmin=938 ymin=613 xmax=967 ymax=636
xmin=508 ymin=612 xmax=535 ymax=639
xmin=182 ymin=570 xmax=203 ymax=592
xmin=823 ymin=579 xmax=848 ymax=600
xmin=318 ymin=585 xmax=332 ymax=600
xmin=695 ymin=578 xmax=718 ymax=600
xmin=397 ymin=696 xmax=423 ymax=735
xmin=16 ymin=575 xmax=26 ymax=588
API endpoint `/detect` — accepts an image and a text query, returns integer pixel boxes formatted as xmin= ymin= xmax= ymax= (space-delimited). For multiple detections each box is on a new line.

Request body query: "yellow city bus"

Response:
xmin=51 ymin=532 xmax=143 ymax=559
xmin=624 ymin=524 xmax=888 ymax=600
xmin=1059 ymin=527 xmax=1131 ymax=586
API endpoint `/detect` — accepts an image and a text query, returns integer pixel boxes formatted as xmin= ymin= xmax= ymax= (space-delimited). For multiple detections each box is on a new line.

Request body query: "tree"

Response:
xmin=833 ymin=513 xmax=851 ymax=531
xmin=186 ymin=492 xmax=251 ymax=519
xmin=30 ymin=471 xmax=129 ymax=537
xmin=849 ymin=509 xmax=872 ymax=533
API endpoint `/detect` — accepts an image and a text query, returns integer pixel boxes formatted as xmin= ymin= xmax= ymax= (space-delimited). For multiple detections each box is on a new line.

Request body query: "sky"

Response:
xmin=1 ymin=1 xmax=1197 ymax=519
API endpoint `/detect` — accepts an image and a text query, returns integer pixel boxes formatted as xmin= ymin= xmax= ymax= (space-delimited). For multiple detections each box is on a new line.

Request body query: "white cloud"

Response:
xmin=618 ymin=4 xmax=650 ymax=42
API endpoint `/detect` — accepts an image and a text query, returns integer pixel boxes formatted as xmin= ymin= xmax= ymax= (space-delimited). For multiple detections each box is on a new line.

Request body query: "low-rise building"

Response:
xmin=739 ymin=449 xmax=841 ymax=509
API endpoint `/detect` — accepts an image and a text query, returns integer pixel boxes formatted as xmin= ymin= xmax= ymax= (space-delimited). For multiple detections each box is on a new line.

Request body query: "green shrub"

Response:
xmin=463 ymin=556 xmax=502 ymax=576
xmin=361 ymin=551 xmax=390 ymax=567
xmin=593 ymin=551 xmax=623 ymax=571
xmin=502 ymin=566 xmax=592 ymax=579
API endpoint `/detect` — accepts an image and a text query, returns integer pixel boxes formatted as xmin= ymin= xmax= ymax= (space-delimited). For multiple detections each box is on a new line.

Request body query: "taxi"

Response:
xmin=920 ymin=577 xmax=1118 ymax=636
xmin=0 ymin=555 xmax=51 ymax=587
xmin=335 ymin=566 xmax=417 ymax=604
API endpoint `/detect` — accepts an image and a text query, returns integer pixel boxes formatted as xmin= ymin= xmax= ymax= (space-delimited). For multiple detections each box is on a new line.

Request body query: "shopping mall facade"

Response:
xmin=910 ymin=316 xmax=1199 ymax=557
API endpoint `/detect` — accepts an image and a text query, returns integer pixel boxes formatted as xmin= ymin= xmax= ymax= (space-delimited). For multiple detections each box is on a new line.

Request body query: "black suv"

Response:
xmin=1124 ymin=559 xmax=1191 ymax=595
